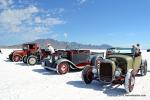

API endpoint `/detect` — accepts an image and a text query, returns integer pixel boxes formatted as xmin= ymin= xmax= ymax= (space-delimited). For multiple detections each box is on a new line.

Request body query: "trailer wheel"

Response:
xmin=82 ymin=65 xmax=94 ymax=84
xmin=27 ymin=55 xmax=37 ymax=65
xmin=57 ymin=62 xmax=69 ymax=75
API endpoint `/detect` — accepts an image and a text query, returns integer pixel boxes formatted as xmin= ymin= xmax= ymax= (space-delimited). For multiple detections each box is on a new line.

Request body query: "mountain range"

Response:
xmin=0 ymin=38 xmax=112 ymax=49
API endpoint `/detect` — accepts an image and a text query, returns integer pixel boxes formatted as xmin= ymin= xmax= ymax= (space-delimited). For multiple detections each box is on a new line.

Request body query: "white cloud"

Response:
xmin=0 ymin=0 xmax=65 ymax=44
xmin=77 ymin=0 xmax=88 ymax=4
xmin=0 ymin=0 xmax=13 ymax=9
xmin=35 ymin=17 xmax=64 ymax=26
xmin=64 ymin=33 xmax=68 ymax=38
xmin=0 ymin=6 xmax=39 ymax=33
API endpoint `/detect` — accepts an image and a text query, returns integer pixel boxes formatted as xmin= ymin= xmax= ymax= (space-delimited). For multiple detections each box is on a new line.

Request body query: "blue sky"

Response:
xmin=0 ymin=0 xmax=149 ymax=49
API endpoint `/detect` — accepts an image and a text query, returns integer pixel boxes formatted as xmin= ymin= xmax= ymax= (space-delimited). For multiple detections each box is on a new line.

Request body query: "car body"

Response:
xmin=147 ymin=49 xmax=150 ymax=52
xmin=9 ymin=43 xmax=39 ymax=62
xmin=42 ymin=50 xmax=104 ymax=74
xmin=82 ymin=49 xmax=147 ymax=93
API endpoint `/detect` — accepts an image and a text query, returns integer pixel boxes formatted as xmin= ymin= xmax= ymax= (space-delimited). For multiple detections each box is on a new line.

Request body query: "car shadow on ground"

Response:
xmin=15 ymin=62 xmax=29 ymax=66
xmin=67 ymin=80 xmax=127 ymax=96
xmin=32 ymin=68 xmax=57 ymax=75
xmin=4 ymin=59 xmax=13 ymax=62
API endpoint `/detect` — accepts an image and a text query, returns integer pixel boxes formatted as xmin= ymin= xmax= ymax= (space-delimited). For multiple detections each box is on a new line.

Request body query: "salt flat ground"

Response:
xmin=0 ymin=49 xmax=150 ymax=100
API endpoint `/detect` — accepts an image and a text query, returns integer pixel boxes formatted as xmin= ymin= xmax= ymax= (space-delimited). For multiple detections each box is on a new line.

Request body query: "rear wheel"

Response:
xmin=13 ymin=55 xmax=21 ymax=62
xmin=57 ymin=62 xmax=69 ymax=75
xmin=23 ymin=56 xmax=27 ymax=64
xmin=82 ymin=65 xmax=94 ymax=84
xmin=124 ymin=70 xmax=135 ymax=93
xmin=27 ymin=55 xmax=37 ymax=65
xmin=140 ymin=60 xmax=147 ymax=76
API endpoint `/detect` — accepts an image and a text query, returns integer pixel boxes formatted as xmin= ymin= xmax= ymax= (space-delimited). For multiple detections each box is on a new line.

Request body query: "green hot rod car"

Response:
xmin=82 ymin=48 xmax=147 ymax=93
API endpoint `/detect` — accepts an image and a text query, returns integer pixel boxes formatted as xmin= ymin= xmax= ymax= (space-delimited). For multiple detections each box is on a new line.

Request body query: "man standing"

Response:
xmin=131 ymin=45 xmax=136 ymax=57
xmin=47 ymin=43 xmax=55 ymax=54
xmin=0 ymin=49 xmax=2 ymax=54
xmin=136 ymin=44 xmax=140 ymax=54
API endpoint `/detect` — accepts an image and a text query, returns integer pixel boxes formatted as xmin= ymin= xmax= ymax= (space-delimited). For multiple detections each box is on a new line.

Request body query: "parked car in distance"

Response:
xmin=42 ymin=49 xmax=104 ymax=74
xmin=9 ymin=43 xmax=39 ymax=62
xmin=147 ymin=49 xmax=150 ymax=52
xmin=82 ymin=48 xmax=147 ymax=93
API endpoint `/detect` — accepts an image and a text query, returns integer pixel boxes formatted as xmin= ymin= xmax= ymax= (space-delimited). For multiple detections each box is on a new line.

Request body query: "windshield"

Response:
xmin=107 ymin=48 xmax=132 ymax=54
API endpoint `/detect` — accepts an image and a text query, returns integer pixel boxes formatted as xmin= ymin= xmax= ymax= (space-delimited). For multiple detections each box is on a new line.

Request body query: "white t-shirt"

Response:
xmin=48 ymin=46 xmax=55 ymax=54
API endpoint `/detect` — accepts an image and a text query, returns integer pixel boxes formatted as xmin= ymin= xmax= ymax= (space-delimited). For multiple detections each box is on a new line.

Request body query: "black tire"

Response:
xmin=140 ymin=60 xmax=147 ymax=76
xmin=82 ymin=65 xmax=94 ymax=84
xmin=23 ymin=56 xmax=27 ymax=64
xmin=13 ymin=55 xmax=22 ymax=62
xmin=27 ymin=55 xmax=37 ymax=65
xmin=57 ymin=62 xmax=69 ymax=75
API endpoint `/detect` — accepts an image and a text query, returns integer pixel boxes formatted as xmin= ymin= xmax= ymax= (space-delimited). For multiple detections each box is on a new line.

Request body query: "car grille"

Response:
xmin=99 ymin=62 xmax=113 ymax=82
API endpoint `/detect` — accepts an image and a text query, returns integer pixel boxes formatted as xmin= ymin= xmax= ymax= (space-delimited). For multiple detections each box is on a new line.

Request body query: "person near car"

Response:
xmin=47 ymin=43 xmax=55 ymax=54
xmin=132 ymin=44 xmax=141 ymax=57
xmin=136 ymin=44 xmax=140 ymax=54
xmin=46 ymin=43 xmax=55 ymax=62
xmin=0 ymin=49 xmax=2 ymax=54
xmin=131 ymin=45 xmax=136 ymax=57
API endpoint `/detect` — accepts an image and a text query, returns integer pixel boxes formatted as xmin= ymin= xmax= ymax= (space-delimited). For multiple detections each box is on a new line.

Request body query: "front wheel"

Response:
xmin=57 ymin=62 xmax=69 ymax=75
xmin=82 ymin=65 xmax=94 ymax=84
xmin=140 ymin=60 xmax=147 ymax=76
xmin=124 ymin=69 xmax=135 ymax=93
xmin=27 ymin=55 xmax=37 ymax=65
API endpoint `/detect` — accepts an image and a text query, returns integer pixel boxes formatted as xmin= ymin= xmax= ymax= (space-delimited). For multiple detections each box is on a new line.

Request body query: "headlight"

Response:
xmin=92 ymin=68 xmax=97 ymax=74
xmin=114 ymin=68 xmax=122 ymax=77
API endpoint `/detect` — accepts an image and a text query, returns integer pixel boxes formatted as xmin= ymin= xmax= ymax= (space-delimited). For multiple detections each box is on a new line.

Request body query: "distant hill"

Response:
xmin=0 ymin=38 xmax=112 ymax=49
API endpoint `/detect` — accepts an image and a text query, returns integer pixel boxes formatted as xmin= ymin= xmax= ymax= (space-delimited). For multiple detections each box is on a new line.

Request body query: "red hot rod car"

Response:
xmin=9 ymin=43 xmax=39 ymax=62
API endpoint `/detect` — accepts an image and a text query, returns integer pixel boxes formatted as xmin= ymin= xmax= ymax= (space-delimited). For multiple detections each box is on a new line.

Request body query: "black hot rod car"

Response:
xmin=42 ymin=49 xmax=104 ymax=75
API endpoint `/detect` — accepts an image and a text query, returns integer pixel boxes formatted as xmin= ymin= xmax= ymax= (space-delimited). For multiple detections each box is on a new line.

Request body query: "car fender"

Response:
xmin=12 ymin=54 xmax=23 ymax=60
xmin=55 ymin=58 xmax=77 ymax=70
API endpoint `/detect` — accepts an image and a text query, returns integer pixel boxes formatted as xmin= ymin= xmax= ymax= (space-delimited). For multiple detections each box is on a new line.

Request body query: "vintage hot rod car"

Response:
xmin=9 ymin=43 xmax=39 ymax=62
xmin=42 ymin=50 xmax=104 ymax=74
xmin=82 ymin=49 xmax=147 ymax=93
